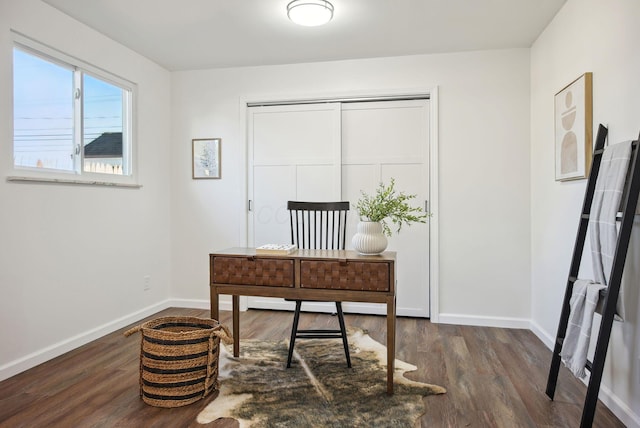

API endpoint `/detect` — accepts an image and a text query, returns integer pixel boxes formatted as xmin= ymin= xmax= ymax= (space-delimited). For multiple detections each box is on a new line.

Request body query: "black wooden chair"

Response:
xmin=286 ymin=201 xmax=352 ymax=368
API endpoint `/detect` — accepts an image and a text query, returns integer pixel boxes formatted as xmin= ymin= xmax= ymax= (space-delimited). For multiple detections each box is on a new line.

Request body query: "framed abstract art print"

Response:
xmin=555 ymin=73 xmax=592 ymax=181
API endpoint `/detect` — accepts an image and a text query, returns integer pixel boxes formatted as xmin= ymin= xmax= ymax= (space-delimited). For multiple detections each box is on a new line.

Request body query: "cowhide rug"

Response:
xmin=197 ymin=329 xmax=446 ymax=427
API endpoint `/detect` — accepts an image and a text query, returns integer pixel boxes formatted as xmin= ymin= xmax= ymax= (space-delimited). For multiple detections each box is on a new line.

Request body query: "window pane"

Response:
xmin=13 ymin=48 xmax=74 ymax=171
xmin=83 ymin=74 xmax=125 ymax=175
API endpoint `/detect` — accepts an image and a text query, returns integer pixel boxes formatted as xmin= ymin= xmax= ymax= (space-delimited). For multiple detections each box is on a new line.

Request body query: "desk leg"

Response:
xmin=233 ymin=295 xmax=240 ymax=357
xmin=210 ymin=287 xmax=219 ymax=321
xmin=387 ymin=295 xmax=396 ymax=395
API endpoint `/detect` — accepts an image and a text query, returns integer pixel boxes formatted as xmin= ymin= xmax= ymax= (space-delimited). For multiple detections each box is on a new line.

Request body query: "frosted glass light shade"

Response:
xmin=287 ymin=0 xmax=334 ymax=27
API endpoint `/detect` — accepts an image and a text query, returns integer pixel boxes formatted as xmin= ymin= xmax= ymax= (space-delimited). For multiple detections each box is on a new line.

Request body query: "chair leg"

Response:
xmin=335 ymin=302 xmax=351 ymax=368
xmin=287 ymin=300 xmax=303 ymax=368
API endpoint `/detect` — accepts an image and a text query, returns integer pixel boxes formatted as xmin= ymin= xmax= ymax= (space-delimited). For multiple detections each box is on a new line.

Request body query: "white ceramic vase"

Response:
xmin=351 ymin=221 xmax=388 ymax=255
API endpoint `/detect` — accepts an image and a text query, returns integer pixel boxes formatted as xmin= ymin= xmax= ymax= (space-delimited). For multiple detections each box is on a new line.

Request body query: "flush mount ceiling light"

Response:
xmin=287 ymin=0 xmax=334 ymax=27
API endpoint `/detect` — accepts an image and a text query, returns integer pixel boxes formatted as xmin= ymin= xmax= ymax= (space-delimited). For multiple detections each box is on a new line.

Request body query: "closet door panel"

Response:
xmin=342 ymin=100 xmax=430 ymax=317
xmin=297 ymin=165 xmax=337 ymax=201
xmin=252 ymin=108 xmax=337 ymax=165
xmin=252 ymin=165 xmax=295 ymax=247
xmin=342 ymin=101 xmax=426 ymax=163
xmin=380 ymin=163 xmax=429 ymax=315
xmin=247 ymin=103 xmax=341 ymax=311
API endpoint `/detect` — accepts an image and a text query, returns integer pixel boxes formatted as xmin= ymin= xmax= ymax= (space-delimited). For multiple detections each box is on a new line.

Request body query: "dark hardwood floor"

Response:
xmin=0 ymin=308 xmax=625 ymax=427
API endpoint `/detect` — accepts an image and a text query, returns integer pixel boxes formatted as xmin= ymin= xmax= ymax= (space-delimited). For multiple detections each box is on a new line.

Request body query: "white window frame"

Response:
xmin=10 ymin=33 xmax=139 ymax=187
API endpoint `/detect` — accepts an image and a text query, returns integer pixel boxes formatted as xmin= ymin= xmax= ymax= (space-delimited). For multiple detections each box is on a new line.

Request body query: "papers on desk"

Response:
xmin=256 ymin=244 xmax=297 ymax=255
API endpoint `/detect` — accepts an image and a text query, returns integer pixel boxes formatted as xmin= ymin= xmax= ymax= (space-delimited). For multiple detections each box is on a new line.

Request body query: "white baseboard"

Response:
xmin=529 ymin=319 xmax=556 ymax=349
xmin=437 ymin=313 xmax=530 ymax=329
xmin=0 ymin=300 xmax=172 ymax=382
xmin=598 ymin=382 xmax=640 ymax=428
xmin=167 ymin=298 xmax=232 ymax=313
xmin=167 ymin=298 xmax=210 ymax=310
xmin=529 ymin=321 xmax=640 ymax=428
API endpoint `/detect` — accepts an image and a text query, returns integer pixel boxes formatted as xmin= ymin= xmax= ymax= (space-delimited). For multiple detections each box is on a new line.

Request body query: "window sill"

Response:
xmin=7 ymin=175 xmax=142 ymax=188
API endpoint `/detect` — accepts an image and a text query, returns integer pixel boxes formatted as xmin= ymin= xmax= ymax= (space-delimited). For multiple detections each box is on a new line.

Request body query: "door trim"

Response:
xmin=428 ymin=87 xmax=440 ymax=323
xmin=246 ymin=93 xmax=429 ymax=107
xmin=238 ymin=87 xmax=440 ymax=322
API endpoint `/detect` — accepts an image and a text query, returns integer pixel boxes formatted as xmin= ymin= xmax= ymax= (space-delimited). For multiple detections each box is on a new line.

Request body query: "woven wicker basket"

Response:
xmin=124 ymin=316 xmax=233 ymax=408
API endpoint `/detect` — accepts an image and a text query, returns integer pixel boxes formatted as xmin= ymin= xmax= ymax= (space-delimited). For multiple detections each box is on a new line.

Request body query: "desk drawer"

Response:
xmin=300 ymin=260 xmax=389 ymax=292
xmin=212 ymin=256 xmax=294 ymax=287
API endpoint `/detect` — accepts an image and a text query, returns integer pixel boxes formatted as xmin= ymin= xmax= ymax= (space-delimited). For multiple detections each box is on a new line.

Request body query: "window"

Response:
xmin=12 ymin=37 xmax=134 ymax=180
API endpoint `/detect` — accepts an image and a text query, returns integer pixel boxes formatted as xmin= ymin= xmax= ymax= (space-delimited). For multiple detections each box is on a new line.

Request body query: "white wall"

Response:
xmin=170 ymin=49 xmax=532 ymax=325
xmin=531 ymin=0 xmax=640 ymax=425
xmin=0 ymin=0 xmax=172 ymax=380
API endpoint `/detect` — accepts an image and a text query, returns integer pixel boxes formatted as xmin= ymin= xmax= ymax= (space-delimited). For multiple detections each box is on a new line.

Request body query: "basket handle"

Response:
xmin=213 ymin=324 xmax=234 ymax=345
xmin=123 ymin=325 xmax=141 ymax=337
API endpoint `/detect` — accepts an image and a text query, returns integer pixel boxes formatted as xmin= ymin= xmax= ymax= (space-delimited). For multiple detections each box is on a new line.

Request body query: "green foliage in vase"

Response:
xmin=355 ymin=178 xmax=430 ymax=237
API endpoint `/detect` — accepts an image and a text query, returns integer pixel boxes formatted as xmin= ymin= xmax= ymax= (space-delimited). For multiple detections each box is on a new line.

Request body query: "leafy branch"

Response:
xmin=355 ymin=178 xmax=430 ymax=237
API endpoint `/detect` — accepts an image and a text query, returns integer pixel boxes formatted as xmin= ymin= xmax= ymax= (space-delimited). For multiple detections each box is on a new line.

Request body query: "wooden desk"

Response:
xmin=209 ymin=247 xmax=397 ymax=394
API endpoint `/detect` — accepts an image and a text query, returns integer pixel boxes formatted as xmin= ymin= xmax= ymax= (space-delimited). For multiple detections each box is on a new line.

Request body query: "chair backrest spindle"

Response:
xmin=286 ymin=201 xmax=350 ymax=251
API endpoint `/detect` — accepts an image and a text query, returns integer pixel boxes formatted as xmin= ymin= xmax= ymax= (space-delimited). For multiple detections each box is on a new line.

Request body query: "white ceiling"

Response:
xmin=42 ymin=0 xmax=566 ymax=72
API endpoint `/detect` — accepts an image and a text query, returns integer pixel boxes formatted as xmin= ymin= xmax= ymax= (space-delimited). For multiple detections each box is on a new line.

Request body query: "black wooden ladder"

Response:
xmin=545 ymin=124 xmax=640 ymax=427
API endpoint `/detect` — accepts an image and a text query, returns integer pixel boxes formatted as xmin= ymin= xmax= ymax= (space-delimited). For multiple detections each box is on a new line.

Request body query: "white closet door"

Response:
xmin=342 ymin=100 xmax=430 ymax=317
xmin=246 ymin=99 xmax=430 ymax=317
xmin=247 ymin=103 xmax=341 ymax=310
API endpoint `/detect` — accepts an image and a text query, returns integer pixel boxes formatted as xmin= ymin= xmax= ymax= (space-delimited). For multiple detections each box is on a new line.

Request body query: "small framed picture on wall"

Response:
xmin=554 ymin=72 xmax=593 ymax=181
xmin=192 ymin=138 xmax=221 ymax=179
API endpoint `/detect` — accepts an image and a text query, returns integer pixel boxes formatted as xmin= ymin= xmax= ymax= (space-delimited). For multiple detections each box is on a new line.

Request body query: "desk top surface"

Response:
xmin=211 ymin=247 xmax=396 ymax=262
